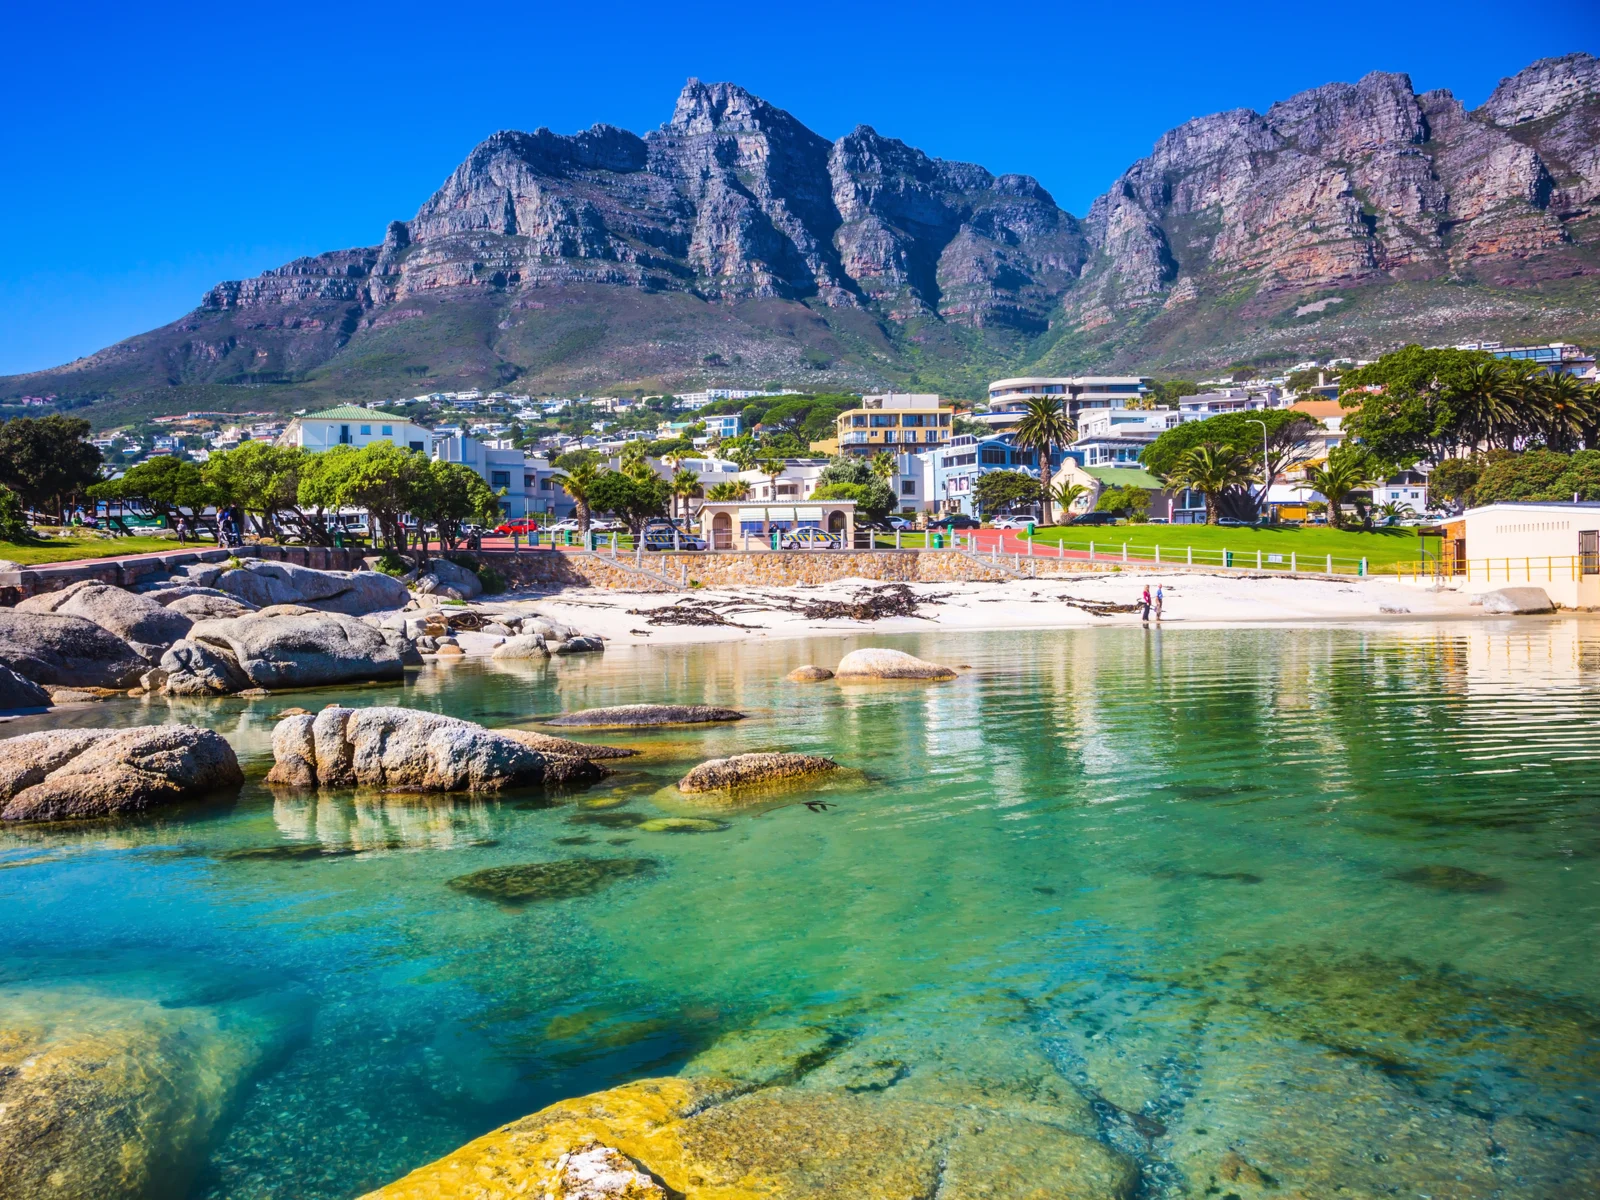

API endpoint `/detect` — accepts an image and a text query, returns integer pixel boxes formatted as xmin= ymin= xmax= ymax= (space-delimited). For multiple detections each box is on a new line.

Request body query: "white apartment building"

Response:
xmin=277 ymin=406 xmax=435 ymax=455
xmin=983 ymin=376 xmax=1153 ymax=427
xmin=1177 ymin=387 xmax=1284 ymax=417
xmin=1071 ymin=409 xmax=1196 ymax=468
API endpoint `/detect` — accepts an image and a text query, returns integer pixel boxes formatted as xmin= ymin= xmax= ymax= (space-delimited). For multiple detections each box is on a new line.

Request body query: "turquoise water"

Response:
xmin=2 ymin=623 xmax=1599 ymax=1197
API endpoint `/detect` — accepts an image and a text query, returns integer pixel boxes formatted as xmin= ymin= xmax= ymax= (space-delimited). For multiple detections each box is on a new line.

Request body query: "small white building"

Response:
xmin=278 ymin=406 xmax=435 ymax=455
xmin=1455 ymin=501 xmax=1600 ymax=607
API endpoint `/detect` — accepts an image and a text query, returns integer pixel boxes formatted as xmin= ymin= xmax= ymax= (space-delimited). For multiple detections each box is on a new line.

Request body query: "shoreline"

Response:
xmin=477 ymin=572 xmax=1489 ymax=652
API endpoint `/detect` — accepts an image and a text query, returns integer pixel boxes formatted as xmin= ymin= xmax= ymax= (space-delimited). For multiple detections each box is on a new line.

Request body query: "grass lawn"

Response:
xmin=876 ymin=525 xmax=1436 ymax=573
xmin=0 ymin=536 xmax=202 ymax=565
xmin=1027 ymin=524 xmax=1432 ymax=571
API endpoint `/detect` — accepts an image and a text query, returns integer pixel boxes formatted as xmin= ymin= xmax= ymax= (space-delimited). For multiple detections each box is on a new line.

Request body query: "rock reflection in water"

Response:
xmin=271 ymin=793 xmax=497 ymax=852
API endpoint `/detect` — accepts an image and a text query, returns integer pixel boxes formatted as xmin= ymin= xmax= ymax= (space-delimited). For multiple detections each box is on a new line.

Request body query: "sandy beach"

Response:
xmin=473 ymin=570 xmax=1481 ymax=651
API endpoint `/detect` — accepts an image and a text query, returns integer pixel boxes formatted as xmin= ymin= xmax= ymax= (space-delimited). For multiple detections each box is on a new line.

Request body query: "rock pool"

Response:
xmin=2 ymin=622 xmax=1597 ymax=1198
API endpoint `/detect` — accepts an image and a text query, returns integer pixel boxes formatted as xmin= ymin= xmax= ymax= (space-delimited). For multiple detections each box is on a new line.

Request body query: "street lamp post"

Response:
xmin=1246 ymin=418 xmax=1270 ymax=524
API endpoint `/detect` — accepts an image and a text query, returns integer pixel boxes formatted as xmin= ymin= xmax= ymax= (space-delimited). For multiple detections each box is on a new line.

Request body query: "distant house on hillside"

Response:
xmin=277 ymin=406 xmax=435 ymax=455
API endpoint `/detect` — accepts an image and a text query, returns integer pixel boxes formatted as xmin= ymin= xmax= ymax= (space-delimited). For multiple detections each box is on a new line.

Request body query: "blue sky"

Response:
xmin=3 ymin=0 xmax=1594 ymax=376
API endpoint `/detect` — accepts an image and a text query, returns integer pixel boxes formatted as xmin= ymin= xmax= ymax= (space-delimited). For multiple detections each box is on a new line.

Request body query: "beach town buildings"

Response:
xmin=836 ymin=393 xmax=955 ymax=456
xmin=277 ymin=407 xmax=435 ymax=455
xmin=979 ymin=377 xmax=1155 ymax=431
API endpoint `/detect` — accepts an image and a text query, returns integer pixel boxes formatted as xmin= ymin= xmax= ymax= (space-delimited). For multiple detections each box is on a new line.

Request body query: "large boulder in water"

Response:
xmin=266 ymin=706 xmax=606 ymax=792
xmin=498 ymin=729 xmax=638 ymax=759
xmin=546 ymin=704 xmax=746 ymax=728
xmin=213 ymin=560 xmax=409 ymax=615
xmin=678 ymin=752 xmax=838 ymax=793
xmin=15 ymin=581 xmax=192 ymax=652
xmin=162 ymin=607 xmax=404 ymax=693
xmin=1479 ymin=586 xmax=1555 ymax=614
xmin=0 ymin=987 xmax=273 ymax=1200
xmin=0 ymin=724 xmax=242 ymax=822
xmin=0 ymin=610 xmax=148 ymax=689
xmin=0 ymin=664 xmax=50 ymax=714
xmin=834 ymin=648 xmax=956 ymax=681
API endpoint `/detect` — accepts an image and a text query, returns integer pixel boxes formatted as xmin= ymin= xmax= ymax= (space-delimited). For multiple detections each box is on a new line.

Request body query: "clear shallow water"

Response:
xmin=2 ymin=622 xmax=1599 ymax=1198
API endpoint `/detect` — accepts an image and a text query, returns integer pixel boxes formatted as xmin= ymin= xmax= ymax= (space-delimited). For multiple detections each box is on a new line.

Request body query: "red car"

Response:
xmin=493 ymin=519 xmax=544 ymax=536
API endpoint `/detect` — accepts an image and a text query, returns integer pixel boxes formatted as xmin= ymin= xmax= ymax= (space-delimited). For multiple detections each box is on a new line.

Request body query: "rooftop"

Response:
xmin=301 ymin=405 xmax=408 ymax=421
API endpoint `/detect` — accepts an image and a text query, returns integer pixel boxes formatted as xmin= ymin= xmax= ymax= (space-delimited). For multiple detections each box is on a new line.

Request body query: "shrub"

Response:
xmin=476 ymin=565 xmax=507 ymax=595
xmin=372 ymin=550 xmax=411 ymax=577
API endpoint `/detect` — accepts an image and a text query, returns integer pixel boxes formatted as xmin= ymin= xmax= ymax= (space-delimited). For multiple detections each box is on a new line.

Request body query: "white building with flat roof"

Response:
xmin=983 ymin=376 xmax=1153 ymax=427
xmin=277 ymin=406 xmax=435 ymax=455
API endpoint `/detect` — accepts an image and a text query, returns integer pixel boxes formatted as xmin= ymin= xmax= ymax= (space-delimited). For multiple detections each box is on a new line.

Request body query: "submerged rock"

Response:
xmin=446 ymin=857 xmax=656 ymax=904
xmin=546 ymin=704 xmax=746 ymax=728
xmin=491 ymin=633 xmax=550 ymax=660
xmin=266 ymin=707 xmax=605 ymax=792
xmin=833 ymin=648 xmax=956 ymax=681
xmin=637 ymin=817 xmax=728 ymax=833
xmin=0 ymin=725 xmax=243 ymax=823
xmin=499 ymin=729 xmax=638 ymax=760
xmin=786 ymin=664 xmax=834 ymax=682
xmin=678 ymin=753 xmax=838 ymax=794
xmin=0 ymin=987 xmax=271 ymax=1200
xmin=1390 ymin=864 xmax=1506 ymax=893
xmin=359 ymin=1069 xmax=1133 ymax=1200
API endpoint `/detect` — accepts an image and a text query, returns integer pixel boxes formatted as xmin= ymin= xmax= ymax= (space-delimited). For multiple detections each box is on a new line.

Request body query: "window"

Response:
xmin=939 ymin=414 xmax=952 ymax=426
xmin=490 ymin=471 xmax=511 ymax=488
xmin=901 ymin=480 xmax=916 ymax=495
xmin=903 ymin=414 xmax=924 ymax=427
xmin=524 ymin=474 xmax=536 ymax=488
xmin=883 ymin=430 xmax=897 ymax=443
xmin=981 ymin=449 xmax=1007 ymax=465
xmin=409 ymin=440 xmax=424 ymax=452
xmin=360 ymin=424 xmax=371 ymax=436
xmin=381 ymin=425 xmax=393 ymax=436
xmin=540 ymin=479 xmax=553 ymax=490
xmin=924 ymin=430 xmax=938 ymax=442
xmin=869 ymin=414 xmax=897 ymax=427
xmin=851 ymin=415 xmax=867 ymax=427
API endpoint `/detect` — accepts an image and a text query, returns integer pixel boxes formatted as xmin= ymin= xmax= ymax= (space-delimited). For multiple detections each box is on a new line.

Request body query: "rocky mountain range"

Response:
xmin=6 ymin=55 xmax=1598 ymax=418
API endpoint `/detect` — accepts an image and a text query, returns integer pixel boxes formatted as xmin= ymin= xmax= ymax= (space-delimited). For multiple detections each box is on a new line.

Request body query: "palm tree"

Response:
xmin=760 ymin=457 xmax=787 ymax=502
xmin=670 ymin=468 xmax=700 ymax=522
xmin=1013 ymin=397 xmax=1075 ymax=525
xmin=1168 ymin=442 xmax=1256 ymax=525
xmin=1375 ymin=500 xmax=1416 ymax=526
xmin=552 ymin=460 xmax=601 ymax=532
xmin=1531 ymin=370 xmax=1599 ymax=452
xmin=870 ymin=451 xmax=896 ymax=482
xmin=705 ymin=480 xmax=749 ymax=502
xmin=1305 ymin=447 xmax=1376 ymax=530
xmin=1049 ymin=481 xmax=1090 ymax=522
xmin=1453 ymin=360 xmax=1522 ymax=451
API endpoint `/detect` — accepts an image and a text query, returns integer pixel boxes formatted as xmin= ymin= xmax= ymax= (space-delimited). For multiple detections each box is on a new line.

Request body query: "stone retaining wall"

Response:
xmin=0 ymin=545 xmax=369 ymax=602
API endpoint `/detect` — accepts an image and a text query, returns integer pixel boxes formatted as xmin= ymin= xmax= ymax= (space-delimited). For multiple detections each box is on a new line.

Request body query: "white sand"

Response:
xmin=481 ymin=571 xmax=1479 ymax=650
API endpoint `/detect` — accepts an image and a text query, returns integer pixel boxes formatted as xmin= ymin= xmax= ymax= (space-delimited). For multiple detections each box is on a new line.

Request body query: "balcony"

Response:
xmin=842 ymin=432 xmax=870 ymax=445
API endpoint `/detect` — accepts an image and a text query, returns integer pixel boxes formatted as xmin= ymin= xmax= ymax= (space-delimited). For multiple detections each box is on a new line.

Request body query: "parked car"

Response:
xmin=929 ymin=513 xmax=980 ymax=530
xmin=545 ymin=518 xmax=583 ymax=533
xmin=991 ymin=515 xmax=1036 ymax=530
xmin=1216 ymin=517 xmax=1256 ymax=527
xmin=779 ymin=527 xmax=840 ymax=550
xmin=590 ymin=518 xmax=626 ymax=533
xmin=1068 ymin=512 xmax=1118 ymax=526
xmin=885 ymin=515 xmax=915 ymax=531
xmin=641 ymin=520 xmax=707 ymax=551
xmin=494 ymin=519 xmax=542 ymax=536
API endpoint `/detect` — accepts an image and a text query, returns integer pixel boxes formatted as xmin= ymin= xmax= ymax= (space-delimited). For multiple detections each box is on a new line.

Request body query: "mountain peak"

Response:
xmin=669 ymin=78 xmax=780 ymax=135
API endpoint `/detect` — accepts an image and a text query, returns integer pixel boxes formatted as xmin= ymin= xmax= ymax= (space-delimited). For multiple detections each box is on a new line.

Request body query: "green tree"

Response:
xmin=1094 ymin=485 xmax=1152 ymax=520
xmin=814 ymin=456 xmax=893 ymax=521
xmin=1142 ymin=410 xmax=1316 ymax=514
xmin=759 ymin=457 xmax=787 ymax=501
xmin=552 ymin=459 xmax=602 ymax=532
xmin=870 ymin=451 xmax=896 ymax=482
xmin=1167 ymin=443 xmax=1256 ymax=525
xmin=90 ymin=456 xmax=214 ymax=528
xmin=1473 ymin=450 xmax=1600 ymax=505
xmin=705 ymin=480 xmax=749 ymax=502
xmin=670 ymin=468 xmax=701 ymax=521
xmin=294 ymin=445 xmax=358 ymax=544
xmin=588 ymin=470 xmax=669 ymax=535
xmin=0 ymin=415 xmax=101 ymax=520
xmin=972 ymin=470 xmax=1041 ymax=518
xmin=329 ymin=441 xmax=431 ymax=550
xmin=1338 ymin=345 xmax=1494 ymax=465
xmin=1428 ymin=455 xmax=1487 ymax=510
xmin=204 ymin=441 xmax=308 ymax=537
xmin=0 ymin=485 xmax=30 ymax=542
xmin=414 ymin=460 xmax=502 ymax=554
xmin=1049 ymin=480 xmax=1091 ymax=522
xmin=1012 ymin=397 xmax=1074 ymax=525
xmin=1530 ymin=371 xmax=1600 ymax=452
xmin=1306 ymin=445 xmax=1377 ymax=529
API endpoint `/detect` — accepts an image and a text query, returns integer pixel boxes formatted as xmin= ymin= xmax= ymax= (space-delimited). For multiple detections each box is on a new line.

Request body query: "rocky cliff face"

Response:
xmin=1065 ymin=57 xmax=1598 ymax=340
xmin=6 ymin=57 xmax=1598 ymax=411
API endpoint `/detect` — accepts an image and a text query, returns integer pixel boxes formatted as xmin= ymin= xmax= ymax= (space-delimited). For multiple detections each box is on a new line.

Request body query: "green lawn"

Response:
xmin=875 ymin=525 xmax=1436 ymax=573
xmin=1026 ymin=524 xmax=1432 ymax=572
xmin=0 ymin=536 xmax=199 ymax=565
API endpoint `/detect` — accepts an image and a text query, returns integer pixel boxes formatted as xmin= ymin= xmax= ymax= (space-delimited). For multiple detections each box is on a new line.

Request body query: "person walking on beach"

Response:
xmin=1140 ymin=585 xmax=1152 ymax=623
xmin=1154 ymin=585 xmax=1164 ymax=622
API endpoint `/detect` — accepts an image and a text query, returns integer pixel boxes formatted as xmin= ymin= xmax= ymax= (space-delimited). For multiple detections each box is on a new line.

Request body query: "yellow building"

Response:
xmin=835 ymin=393 xmax=954 ymax=456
